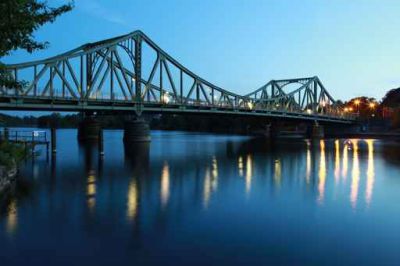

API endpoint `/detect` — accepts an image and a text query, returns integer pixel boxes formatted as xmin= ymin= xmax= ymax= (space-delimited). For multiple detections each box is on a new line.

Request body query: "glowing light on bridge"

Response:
xmin=162 ymin=92 xmax=171 ymax=104
xmin=247 ymin=101 xmax=254 ymax=110
xmin=365 ymin=139 xmax=375 ymax=206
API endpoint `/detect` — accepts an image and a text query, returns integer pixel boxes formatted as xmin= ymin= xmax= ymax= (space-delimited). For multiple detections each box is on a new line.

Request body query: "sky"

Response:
xmin=4 ymin=0 xmax=400 ymax=101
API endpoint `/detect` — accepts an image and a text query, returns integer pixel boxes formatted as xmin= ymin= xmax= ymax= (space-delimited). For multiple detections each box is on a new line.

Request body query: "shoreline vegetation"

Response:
xmin=0 ymin=142 xmax=30 ymax=204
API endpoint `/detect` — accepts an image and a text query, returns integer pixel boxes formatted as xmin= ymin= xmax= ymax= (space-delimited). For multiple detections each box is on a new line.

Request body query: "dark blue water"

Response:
xmin=1 ymin=129 xmax=400 ymax=265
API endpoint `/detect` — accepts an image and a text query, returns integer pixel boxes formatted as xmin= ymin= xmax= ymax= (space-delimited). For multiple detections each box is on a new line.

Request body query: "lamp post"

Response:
xmin=368 ymin=102 xmax=375 ymax=131
xmin=354 ymin=99 xmax=361 ymax=116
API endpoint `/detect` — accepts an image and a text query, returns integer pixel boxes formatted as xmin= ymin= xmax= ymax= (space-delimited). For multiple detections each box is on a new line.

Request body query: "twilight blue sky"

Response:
xmin=4 ymin=0 xmax=400 ymax=101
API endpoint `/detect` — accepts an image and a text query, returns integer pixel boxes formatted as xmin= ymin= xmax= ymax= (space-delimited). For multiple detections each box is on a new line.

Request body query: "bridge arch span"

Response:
xmin=1 ymin=30 xmax=353 ymax=124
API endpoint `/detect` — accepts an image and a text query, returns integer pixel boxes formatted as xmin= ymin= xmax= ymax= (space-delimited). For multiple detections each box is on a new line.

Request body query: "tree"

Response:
xmin=0 ymin=0 xmax=74 ymax=89
xmin=380 ymin=88 xmax=400 ymax=128
xmin=381 ymin=88 xmax=400 ymax=108
xmin=343 ymin=97 xmax=380 ymax=119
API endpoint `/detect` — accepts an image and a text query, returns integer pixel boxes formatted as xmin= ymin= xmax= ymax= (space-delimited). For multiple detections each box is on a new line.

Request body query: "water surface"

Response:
xmin=1 ymin=129 xmax=400 ymax=265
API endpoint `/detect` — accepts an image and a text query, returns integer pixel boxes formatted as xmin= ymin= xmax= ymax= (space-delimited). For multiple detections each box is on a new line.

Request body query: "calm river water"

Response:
xmin=1 ymin=129 xmax=400 ymax=265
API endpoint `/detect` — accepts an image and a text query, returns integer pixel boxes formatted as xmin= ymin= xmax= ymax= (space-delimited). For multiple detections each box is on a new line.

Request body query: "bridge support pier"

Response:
xmin=51 ymin=127 xmax=57 ymax=153
xmin=311 ymin=122 xmax=324 ymax=139
xmin=264 ymin=124 xmax=272 ymax=138
xmin=123 ymin=118 xmax=151 ymax=144
xmin=98 ymin=129 xmax=104 ymax=157
xmin=78 ymin=116 xmax=101 ymax=142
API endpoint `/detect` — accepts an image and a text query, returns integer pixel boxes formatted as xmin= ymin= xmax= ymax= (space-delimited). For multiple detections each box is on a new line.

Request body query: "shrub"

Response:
xmin=0 ymin=142 xmax=29 ymax=170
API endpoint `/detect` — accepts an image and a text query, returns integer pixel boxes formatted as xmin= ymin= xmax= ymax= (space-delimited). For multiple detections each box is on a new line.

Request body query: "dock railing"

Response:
xmin=0 ymin=129 xmax=49 ymax=144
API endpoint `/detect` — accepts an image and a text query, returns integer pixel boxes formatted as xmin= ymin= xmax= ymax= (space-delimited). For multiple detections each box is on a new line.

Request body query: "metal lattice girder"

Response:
xmin=1 ymin=30 xmax=352 ymax=122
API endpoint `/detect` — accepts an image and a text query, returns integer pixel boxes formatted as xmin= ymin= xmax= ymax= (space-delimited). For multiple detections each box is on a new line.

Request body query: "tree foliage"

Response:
xmin=0 ymin=142 xmax=30 ymax=170
xmin=0 ymin=0 xmax=73 ymax=88
xmin=343 ymin=97 xmax=379 ymax=119
xmin=381 ymin=88 xmax=400 ymax=108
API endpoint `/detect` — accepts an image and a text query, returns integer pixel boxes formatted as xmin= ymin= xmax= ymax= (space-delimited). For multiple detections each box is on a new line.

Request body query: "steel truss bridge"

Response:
xmin=1 ymin=30 xmax=353 ymax=124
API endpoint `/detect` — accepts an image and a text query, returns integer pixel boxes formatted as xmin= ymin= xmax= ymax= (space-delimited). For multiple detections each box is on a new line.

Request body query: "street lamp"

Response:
xmin=162 ymin=92 xmax=170 ymax=104
xmin=354 ymin=99 xmax=361 ymax=115
xmin=369 ymin=102 xmax=376 ymax=109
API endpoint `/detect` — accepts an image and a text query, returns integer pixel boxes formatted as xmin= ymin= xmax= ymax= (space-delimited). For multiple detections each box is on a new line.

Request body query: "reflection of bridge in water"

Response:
xmin=3 ymin=133 xmax=377 ymax=242
xmin=2 ymin=31 xmax=356 ymax=144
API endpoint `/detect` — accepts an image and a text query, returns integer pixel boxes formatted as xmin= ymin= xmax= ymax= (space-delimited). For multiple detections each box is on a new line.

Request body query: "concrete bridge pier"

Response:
xmin=77 ymin=115 xmax=101 ymax=142
xmin=264 ymin=124 xmax=272 ymax=138
xmin=311 ymin=122 xmax=324 ymax=139
xmin=123 ymin=118 xmax=151 ymax=144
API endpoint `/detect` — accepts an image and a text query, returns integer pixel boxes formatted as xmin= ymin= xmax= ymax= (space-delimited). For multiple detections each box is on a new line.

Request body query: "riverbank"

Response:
xmin=0 ymin=165 xmax=17 ymax=202
xmin=0 ymin=141 xmax=30 ymax=204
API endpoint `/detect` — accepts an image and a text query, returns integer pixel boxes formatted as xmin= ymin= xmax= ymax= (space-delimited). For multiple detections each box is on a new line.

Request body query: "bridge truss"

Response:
xmin=1 ymin=30 xmax=353 ymax=123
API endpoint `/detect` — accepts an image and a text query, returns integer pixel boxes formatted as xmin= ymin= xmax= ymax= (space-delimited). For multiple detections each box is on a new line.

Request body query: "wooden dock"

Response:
xmin=0 ymin=129 xmax=50 ymax=155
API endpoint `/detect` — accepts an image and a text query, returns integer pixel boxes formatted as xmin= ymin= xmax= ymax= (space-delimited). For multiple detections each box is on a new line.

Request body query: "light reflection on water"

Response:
xmin=238 ymin=156 xmax=244 ymax=177
xmin=0 ymin=130 xmax=397 ymax=265
xmin=334 ymin=139 xmax=340 ymax=183
xmin=127 ymin=178 xmax=138 ymax=221
xmin=160 ymin=162 xmax=170 ymax=208
xmin=306 ymin=141 xmax=311 ymax=184
xmin=351 ymin=139 xmax=360 ymax=209
xmin=245 ymin=154 xmax=252 ymax=195
xmin=366 ymin=139 xmax=375 ymax=206
xmin=318 ymin=140 xmax=326 ymax=204
xmin=342 ymin=141 xmax=349 ymax=178
xmin=6 ymin=199 xmax=17 ymax=236
xmin=87 ymin=170 xmax=96 ymax=211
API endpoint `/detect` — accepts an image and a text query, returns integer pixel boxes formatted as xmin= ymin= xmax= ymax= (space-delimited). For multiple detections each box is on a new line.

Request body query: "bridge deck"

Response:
xmin=0 ymin=96 xmax=353 ymax=124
